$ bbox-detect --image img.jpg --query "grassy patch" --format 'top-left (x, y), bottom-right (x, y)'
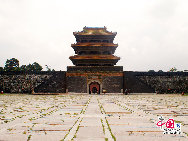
top-left (7, 128), bottom-right (13, 131)
top-left (174, 120), bottom-right (185, 125)
top-left (105, 118), bottom-right (116, 141)
top-left (174, 120), bottom-right (182, 123)
top-left (101, 119), bottom-right (105, 134)
top-left (183, 132), bottom-right (188, 136)
top-left (27, 135), bottom-right (32, 141)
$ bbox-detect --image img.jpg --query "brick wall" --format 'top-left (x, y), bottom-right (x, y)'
top-left (0, 71), bottom-right (66, 93)
top-left (102, 76), bottom-right (123, 93)
top-left (66, 76), bottom-right (87, 93)
top-left (1, 71), bottom-right (187, 94)
top-left (136, 73), bottom-right (188, 93)
top-left (123, 71), bottom-right (188, 93)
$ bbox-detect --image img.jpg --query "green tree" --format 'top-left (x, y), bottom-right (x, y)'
top-left (148, 70), bottom-right (155, 72)
top-left (20, 65), bottom-right (27, 71)
top-left (26, 62), bottom-right (42, 72)
top-left (45, 65), bottom-right (55, 71)
top-left (32, 62), bottom-right (43, 72)
top-left (26, 64), bottom-right (33, 71)
top-left (45, 65), bottom-right (51, 71)
top-left (0, 67), bottom-right (4, 71)
top-left (170, 67), bottom-right (177, 72)
top-left (4, 58), bottom-right (19, 71)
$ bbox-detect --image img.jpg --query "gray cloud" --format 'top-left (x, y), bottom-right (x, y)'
top-left (150, 0), bottom-right (178, 19)
top-left (0, 0), bottom-right (187, 71)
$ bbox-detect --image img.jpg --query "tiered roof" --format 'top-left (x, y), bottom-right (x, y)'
top-left (70, 27), bottom-right (120, 66)
top-left (71, 43), bottom-right (118, 47)
top-left (73, 26), bottom-right (117, 36)
top-left (70, 55), bottom-right (120, 60)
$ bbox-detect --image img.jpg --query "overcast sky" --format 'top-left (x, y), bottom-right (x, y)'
top-left (0, 0), bottom-right (188, 71)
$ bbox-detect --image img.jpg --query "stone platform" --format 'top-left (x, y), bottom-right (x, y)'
top-left (0, 94), bottom-right (188, 141)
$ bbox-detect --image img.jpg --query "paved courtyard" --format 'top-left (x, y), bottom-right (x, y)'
top-left (0, 94), bottom-right (188, 141)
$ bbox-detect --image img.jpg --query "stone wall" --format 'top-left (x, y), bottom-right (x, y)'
top-left (66, 71), bottom-right (123, 94)
top-left (67, 66), bottom-right (123, 72)
top-left (102, 76), bottom-right (123, 93)
top-left (0, 71), bottom-right (66, 93)
top-left (66, 76), bottom-right (87, 93)
top-left (123, 71), bottom-right (154, 93)
top-left (124, 71), bottom-right (188, 93)
top-left (136, 72), bottom-right (188, 93)
top-left (1, 71), bottom-right (187, 94)
top-left (34, 71), bottom-right (66, 93)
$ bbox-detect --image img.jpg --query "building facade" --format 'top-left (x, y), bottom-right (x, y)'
top-left (67, 27), bottom-right (123, 94)
top-left (1, 27), bottom-right (187, 94)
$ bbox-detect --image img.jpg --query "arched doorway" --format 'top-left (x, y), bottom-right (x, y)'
top-left (89, 82), bottom-right (100, 94)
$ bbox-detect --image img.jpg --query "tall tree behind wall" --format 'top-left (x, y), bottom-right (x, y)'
top-left (4, 58), bottom-right (19, 71)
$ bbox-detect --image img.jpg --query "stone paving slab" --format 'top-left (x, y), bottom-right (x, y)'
top-left (76, 126), bottom-right (104, 138)
top-left (0, 94), bottom-right (188, 141)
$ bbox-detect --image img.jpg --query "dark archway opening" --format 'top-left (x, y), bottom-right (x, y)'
top-left (89, 82), bottom-right (100, 94)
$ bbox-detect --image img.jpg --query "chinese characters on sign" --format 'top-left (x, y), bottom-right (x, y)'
top-left (156, 116), bottom-right (181, 134)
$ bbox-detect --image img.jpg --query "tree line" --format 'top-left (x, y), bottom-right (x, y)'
top-left (0, 58), bottom-right (54, 72)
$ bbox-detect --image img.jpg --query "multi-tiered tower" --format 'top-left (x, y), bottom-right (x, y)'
top-left (67, 27), bottom-right (123, 94)
top-left (69, 27), bottom-right (120, 66)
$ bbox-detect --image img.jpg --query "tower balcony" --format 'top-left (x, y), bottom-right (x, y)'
top-left (71, 43), bottom-right (118, 55)
top-left (69, 55), bottom-right (120, 66)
